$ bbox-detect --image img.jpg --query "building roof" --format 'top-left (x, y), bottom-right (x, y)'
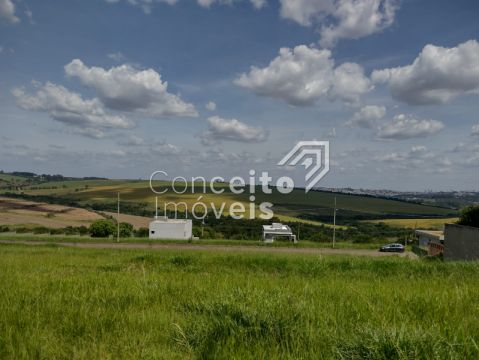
top-left (150, 217), bottom-right (192, 224)
top-left (415, 229), bottom-right (444, 240)
top-left (262, 223), bottom-right (293, 235)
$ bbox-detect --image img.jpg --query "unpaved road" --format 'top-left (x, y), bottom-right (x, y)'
top-left (0, 240), bottom-right (417, 258)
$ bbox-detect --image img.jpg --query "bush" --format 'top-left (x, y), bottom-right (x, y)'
top-left (33, 226), bottom-right (49, 234)
top-left (0, 225), bottom-right (10, 232)
top-left (134, 227), bottom-right (149, 238)
top-left (49, 228), bottom-right (64, 235)
top-left (119, 222), bottom-right (133, 237)
top-left (457, 205), bottom-right (479, 228)
top-left (78, 226), bottom-right (89, 236)
top-left (89, 220), bottom-right (116, 238)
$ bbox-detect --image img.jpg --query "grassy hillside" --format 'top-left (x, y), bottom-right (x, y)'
top-left (1, 244), bottom-right (478, 359)
top-left (6, 179), bottom-right (457, 223)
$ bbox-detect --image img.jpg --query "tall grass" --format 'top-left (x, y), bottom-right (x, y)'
top-left (0, 244), bottom-right (478, 359)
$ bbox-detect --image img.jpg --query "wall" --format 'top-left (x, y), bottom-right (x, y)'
top-left (444, 224), bottom-right (479, 261)
top-left (149, 220), bottom-right (192, 240)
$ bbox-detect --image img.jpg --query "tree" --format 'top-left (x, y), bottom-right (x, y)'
top-left (457, 205), bottom-right (479, 228)
top-left (119, 222), bottom-right (133, 237)
top-left (89, 219), bottom-right (116, 238)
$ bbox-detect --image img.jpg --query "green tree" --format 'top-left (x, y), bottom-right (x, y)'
top-left (119, 222), bottom-right (133, 237)
top-left (457, 205), bottom-right (479, 228)
top-left (89, 220), bottom-right (116, 238)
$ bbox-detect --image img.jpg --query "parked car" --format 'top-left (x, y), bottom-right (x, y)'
top-left (379, 243), bottom-right (405, 252)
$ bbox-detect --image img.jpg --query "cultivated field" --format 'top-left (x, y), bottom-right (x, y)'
top-left (1, 244), bottom-right (478, 359)
top-left (7, 179), bottom-right (457, 222)
top-left (367, 218), bottom-right (459, 230)
top-left (0, 197), bottom-right (104, 228)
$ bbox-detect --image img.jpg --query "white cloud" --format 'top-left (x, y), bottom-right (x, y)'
top-left (12, 82), bottom-right (133, 138)
top-left (347, 105), bottom-right (386, 128)
top-left (200, 115), bottom-right (267, 144)
top-left (105, 0), bottom-right (178, 14)
top-left (0, 0), bottom-right (20, 24)
top-left (378, 145), bottom-right (435, 169)
top-left (280, 0), bottom-right (398, 47)
top-left (197, 0), bottom-right (266, 9)
top-left (235, 45), bottom-right (371, 106)
top-left (153, 143), bottom-right (181, 155)
top-left (119, 135), bottom-right (145, 146)
top-left (64, 59), bottom-right (198, 117)
top-left (372, 40), bottom-right (479, 105)
top-left (472, 124), bottom-right (479, 137)
top-left (377, 114), bottom-right (444, 140)
top-left (205, 101), bottom-right (217, 111)
top-left (106, 0), bottom-right (265, 12)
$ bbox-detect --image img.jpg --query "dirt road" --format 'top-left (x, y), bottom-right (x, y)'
top-left (0, 240), bottom-right (417, 258)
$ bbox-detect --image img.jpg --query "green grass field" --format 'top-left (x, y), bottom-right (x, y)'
top-left (8, 179), bottom-right (457, 221)
top-left (367, 217), bottom-right (459, 230)
top-left (1, 244), bottom-right (478, 359)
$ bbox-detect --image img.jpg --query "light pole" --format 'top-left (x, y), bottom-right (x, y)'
top-left (333, 196), bottom-right (337, 248)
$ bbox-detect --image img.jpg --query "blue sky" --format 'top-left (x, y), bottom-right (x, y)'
top-left (1, 0), bottom-right (479, 191)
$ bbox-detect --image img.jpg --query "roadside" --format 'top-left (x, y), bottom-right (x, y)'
top-left (0, 240), bottom-right (417, 258)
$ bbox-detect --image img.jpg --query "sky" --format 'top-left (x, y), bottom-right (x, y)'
top-left (1, 0), bottom-right (479, 191)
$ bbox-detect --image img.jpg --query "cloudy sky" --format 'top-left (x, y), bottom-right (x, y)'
top-left (1, 0), bottom-right (479, 191)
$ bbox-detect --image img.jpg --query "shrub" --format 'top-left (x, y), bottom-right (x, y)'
top-left (457, 205), bottom-right (479, 228)
top-left (89, 219), bottom-right (116, 238)
top-left (119, 222), bottom-right (133, 237)
top-left (0, 225), bottom-right (10, 232)
top-left (134, 227), bottom-right (149, 238)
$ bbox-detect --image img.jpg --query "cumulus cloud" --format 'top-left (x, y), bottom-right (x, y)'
top-left (372, 40), bottom-right (479, 105)
top-left (235, 45), bottom-right (371, 106)
top-left (280, 0), bottom-right (398, 47)
top-left (377, 114), bottom-right (444, 140)
top-left (200, 116), bottom-right (267, 144)
top-left (12, 82), bottom-right (133, 138)
top-left (64, 59), bottom-right (198, 117)
top-left (205, 101), bottom-right (217, 111)
top-left (346, 105), bottom-right (386, 128)
top-left (0, 0), bottom-right (20, 24)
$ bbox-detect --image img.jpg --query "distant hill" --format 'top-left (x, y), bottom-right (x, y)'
top-left (0, 177), bottom-right (458, 224)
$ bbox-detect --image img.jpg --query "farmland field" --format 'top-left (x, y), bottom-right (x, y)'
top-left (1, 244), bottom-right (478, 359)
top-left (4, 178), bottom-right (457, 222)
top-left (366, 217), bottom-right (459, 230)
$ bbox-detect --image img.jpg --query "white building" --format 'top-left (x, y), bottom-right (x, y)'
top-left (415, 229), bottom-right (444, 249)
top-left (262, 223), bottom-right (297, 243)
top-left (149, 217), bottom-right (193, 240)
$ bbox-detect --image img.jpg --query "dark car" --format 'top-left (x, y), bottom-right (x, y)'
top-left (379, 243), bottom-right (405, 252)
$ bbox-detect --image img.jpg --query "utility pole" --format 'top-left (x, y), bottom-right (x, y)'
top-left (155, 196), bottom-right (158, 219)
top-left (333, 196), bottom-right (337, 248)
top-left (117, 192), bottom-right (120, 243)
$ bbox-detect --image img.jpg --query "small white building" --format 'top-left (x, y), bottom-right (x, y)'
top-left (149, 217), bottom-right (193, 240)
top-left (262, 223), bottom-right (297, 243)
top-left (415, 229), bottom-right (444, 248)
